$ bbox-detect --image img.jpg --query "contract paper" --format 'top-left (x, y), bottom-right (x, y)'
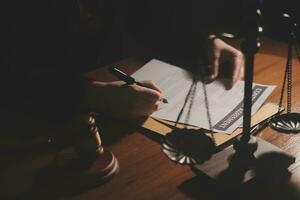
top-left (131, 59), bottom-right (275, 134)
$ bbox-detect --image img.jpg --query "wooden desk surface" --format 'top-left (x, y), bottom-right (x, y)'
top-left (1, 37), bottom-right (300, 199)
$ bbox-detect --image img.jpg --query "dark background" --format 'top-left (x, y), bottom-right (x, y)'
top-left (214, 0), bottom-right (300, 42)
top-left (116, 0), bottom-right (300, 66)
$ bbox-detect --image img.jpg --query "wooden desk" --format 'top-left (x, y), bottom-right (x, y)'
top-left (1, 37), bottom-right (300, 200)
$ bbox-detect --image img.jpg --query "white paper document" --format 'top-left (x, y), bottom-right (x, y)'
top-left (132, 59), bottom-right (275, 134)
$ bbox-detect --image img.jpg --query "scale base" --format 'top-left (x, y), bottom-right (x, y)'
top-left (193, 137), bottom-right (295, 184)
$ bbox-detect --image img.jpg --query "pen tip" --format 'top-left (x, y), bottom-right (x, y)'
top-left (162, 98), bottom-right (168, 103)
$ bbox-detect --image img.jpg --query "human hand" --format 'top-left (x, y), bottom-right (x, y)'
top-left (84, 80), bottom-right (162, 119)
top-left (206, 35), bottom-right (245, 89)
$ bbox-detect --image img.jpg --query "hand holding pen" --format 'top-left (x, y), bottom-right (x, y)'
top-left (84, 67), bottom-right (166, 119)
top-left (108, 67), bottom-right (168, 103)
top-left (86, 78), bottom-right (163, 118)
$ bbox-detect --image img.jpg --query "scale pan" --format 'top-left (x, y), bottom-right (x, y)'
top-left (270, 113), bottom-right (300, 133)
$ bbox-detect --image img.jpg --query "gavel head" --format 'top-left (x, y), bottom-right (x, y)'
top-left (67, 113), bottom-right (104, 157)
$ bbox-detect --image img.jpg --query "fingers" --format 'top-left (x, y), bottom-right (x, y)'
top-left (148, 101), bottom-right (160, 115)
top-left (210, 58), bottom-right (220, 81)
top-left (130, 98), bottom-right (160, 118)
top-left (134, 81), bottom-right (162, 103)
top-left (138, 80), bottom-right (162, 92)
top-left (229, 51), bottom-right (244, 89)
top-left (142, 101), bottom-right (160, 115)
top-left (207, 38), bottom-right (221, 81)
top-left (207, 36), bottom-right (245, 88)
top-left (139, 87), bottom-right (161, 103)
top-left (132, 82), bottom-right (161, 116)
top-left (240, 61), bottom-right (245, 80)
top-left (139, 80), bottom-right (168, 103)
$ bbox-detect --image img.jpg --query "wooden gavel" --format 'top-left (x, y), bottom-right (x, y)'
top-left (52, 113), bottom-right (119, 188)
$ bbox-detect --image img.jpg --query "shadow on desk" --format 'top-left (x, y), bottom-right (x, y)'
top-left (179, 152), bottom-right (300, 200)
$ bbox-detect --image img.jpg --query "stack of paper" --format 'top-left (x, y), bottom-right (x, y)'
top-left (132, 59), bottom-right (275, 134)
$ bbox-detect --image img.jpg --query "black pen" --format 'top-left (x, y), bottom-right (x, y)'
top-left (108, 67), bottom-right (168, 103)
